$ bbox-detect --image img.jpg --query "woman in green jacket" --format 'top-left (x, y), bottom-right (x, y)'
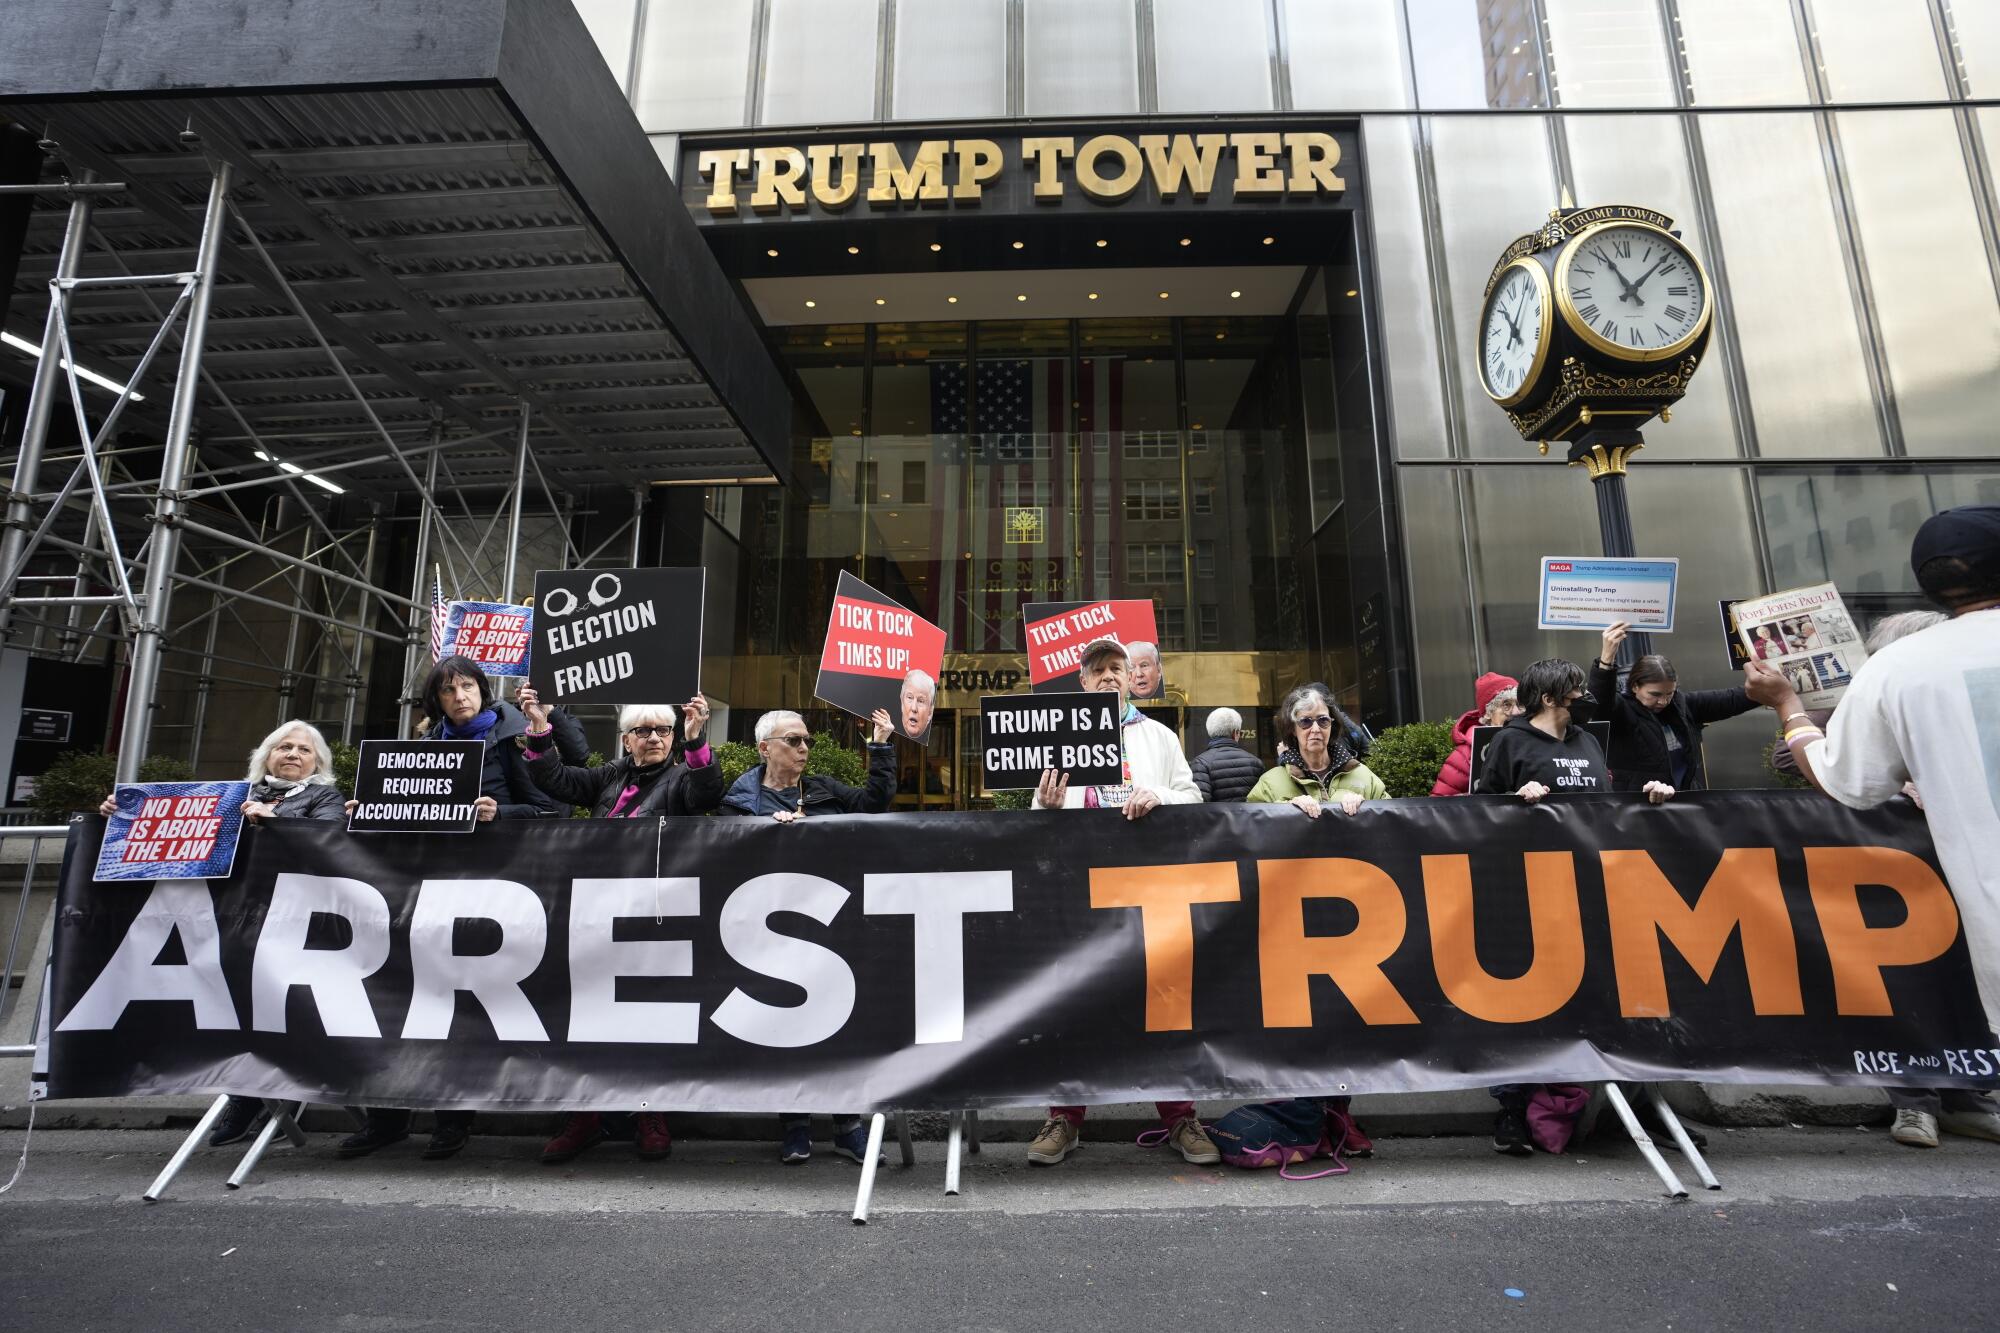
top-left (1246, 683), bottom-right (1388, 817)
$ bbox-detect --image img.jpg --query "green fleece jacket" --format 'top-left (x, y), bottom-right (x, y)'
top-left (1245, 761), bottom-right (1389, 805)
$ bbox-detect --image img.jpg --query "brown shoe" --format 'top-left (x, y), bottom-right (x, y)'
top-left (633, 1112), bottom-right (673, 1160)
top-left (1166, 1116), bottom-right (1220, 1165)
top-left (541, 1111), bottom-right (606, 1164)
top-left (1026, 1116), bottom-right (1080, 1165)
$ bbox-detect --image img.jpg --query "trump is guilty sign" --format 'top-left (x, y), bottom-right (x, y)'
top-left (95, 780), bottom-right (252, 882)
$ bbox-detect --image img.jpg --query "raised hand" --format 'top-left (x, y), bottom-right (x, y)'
top-left (517, 684), bottom-right (551, 730)
top-left (1600, 621), bottom-right (1629, 666)
top-left (683, 692), bottom-right (710, 741)
top-left (870, 708), bottom-right (894, 745)
top-left (1035, 768), bottom-right (1069, 810)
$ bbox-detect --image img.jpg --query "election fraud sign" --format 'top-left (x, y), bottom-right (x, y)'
top-left (94, 781), bottom-right (252, 882)
top-left (347, 740), bottom-right (484, 833)
top-left (1537, 556), bottom-right (1680, 632)
top-left (1022, 599), bottom-right (1161, 695)
top-left (980, 691), bottom-right (1123, 789)
top-left (529, 568), bottom-right (703, 706)
top-left (440, 601), bottom-right (533, 677)
top-left (43, 794), bottom-right (2000, 1112)
top-left (813, 570), bottom-right (948, 742)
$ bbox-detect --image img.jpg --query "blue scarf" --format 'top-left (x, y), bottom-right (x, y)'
top-left (439, 707), bottom-right (499, 743)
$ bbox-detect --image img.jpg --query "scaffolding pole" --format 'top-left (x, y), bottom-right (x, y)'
top-left (501, 400), bottom-right (530, 603)
top-left (115, 160), bottom-right (231, 784)
top-left (0, 168), bottom-right (96, 635)
top-left (399, 426), bottom-right (442, 739)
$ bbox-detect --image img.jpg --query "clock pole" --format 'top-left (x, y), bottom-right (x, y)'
top-left (1567, 422), bottom-right (1653, 660)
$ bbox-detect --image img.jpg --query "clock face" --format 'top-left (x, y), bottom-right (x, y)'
top-left (1558, 223), bottom-right (1709, 360)
top-left (1478, 259), bottom-right (1551, 406)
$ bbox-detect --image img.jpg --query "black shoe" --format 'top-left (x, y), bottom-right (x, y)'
top-left (1493, 1106), bottom-right (1532, 1156)
top-left (336, 1119), bottom-right (409, 1159)
top-left (209, 1096), bottom-right (266, 1148)
top-left (423, 1118), bottom-right (472, 1160)
top-left (1647, 1114), bottom-right (1708, 1151)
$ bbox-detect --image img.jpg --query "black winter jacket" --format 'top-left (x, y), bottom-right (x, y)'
top-left (524, 746), bottom-right (723, 819)
top-left (1190, 738), bottom-right (1263, 803)
top-left (1585, 659), bottom-right (1756, 792)
top-left (248, 779), bottom-right (346, 821)
top-left (1476, 713), bottom-right (1611, 795)
top-left (434, 702), bottom-right (561, 818)
top-left (717, 743), bottom-right (897, 816)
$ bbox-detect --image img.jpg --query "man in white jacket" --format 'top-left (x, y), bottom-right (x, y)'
top-left (1028, 636), bottom-right (1215, 1166)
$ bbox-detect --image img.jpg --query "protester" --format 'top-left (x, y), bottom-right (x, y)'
top-left (1587, 622), bottom-right (1757, 792)
top-left (1769, 611), bottom-right (1943, 781)
top-left (98, 720), bottom-right (344, 1147)
top-left (336, 655), bottom-right (559, 1164)
top-left (513, 685), bottom-right (720, 1164)
top-left (1478, 658), bottom-right (1675, 805)
top-left (720, 707), bottom-right (896, 1164)
top-left (1246, 685), bottom-right (1388, 816)
top-left (1431, 672), bottom-right (1519, 797)
top-left (897, 669), bottom-right (936, 741)
top-left (1026, 636), bottom-right (1211, 1166)
top-left (1189, 707), bottom-right (1262, 803)
top-left (1127, 640), bottom-right (1163, 699)
top-left (1745, 505), bottom-right (2000, 1150)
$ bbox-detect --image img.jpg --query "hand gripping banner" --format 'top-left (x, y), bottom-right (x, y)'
top-left (43, 793), bottom-right (2000, 1112)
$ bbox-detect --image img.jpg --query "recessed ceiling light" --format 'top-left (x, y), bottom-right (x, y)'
top-left (847, 245), bottom-right (860, 255)
top-left (823, 339), bottom-right (834, 347)
top-left (1158, 291), bottom-right (1170, 299)
top-left (929, 242), bottom-right (942, 252)
top-left (1179, 237), bottom-right (1191, 247)
top-left (804, 299), bottom-right (817, 308)
top-left (947, 295), bottom-right (959, 303)
top-left (1087, 292), bottom-right (1099, 300)
top-left (1011, 240), bottom-right (1025, 250)
top-left (1262, 235), bottom-right (1275, 245)
top-left (875, 297), bottom-right (886, 305)
top-left (1192, 422), bottom-right (1204, 430)
top-left (766, 247), bottom-right (779, 257)
top-left (1215, 332), bottom-right (1226, 340)
top-left (1346, 289), bottom-right (1359, 297)
top-left (851, 428), bottom-right (862, 436)
top-left (1095, 238), bottom-right (1108, 248)
top-left (1016, 294), bottom-right (1027, 301)
top-left (1230, 290), bottom-right (1242, 299)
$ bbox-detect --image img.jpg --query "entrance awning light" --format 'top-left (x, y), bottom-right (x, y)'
top-left (2, 329), bottom-right (147, 401)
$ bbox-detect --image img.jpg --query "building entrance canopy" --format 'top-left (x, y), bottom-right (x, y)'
top-left (0, 0), bottom-right (794, 489)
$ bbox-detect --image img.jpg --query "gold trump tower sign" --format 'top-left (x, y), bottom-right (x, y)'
top-left (688, 129), bottom-right (1355, 217)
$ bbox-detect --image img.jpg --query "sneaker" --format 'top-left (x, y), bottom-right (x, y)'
top-left (335, 1117), bottom-right (409, 1159)
top-left (1891, 1108), bottom-right (1940, 1149)
top-left (542, 1112), bottom-right (607, 1164)
top-left (423, 1116), bottom-right (472, 1160)
top-left (1026, 1116), bottom-right (1080, 1165)
top-left (633, 1112), bottom-right (673, 1160)
top-left (1166, 1116), bottom-right (1221, 1166)
top-left (209, 1096), bottom-right (266, 1148)
top-left (1493, 1106), bottom-right (1532, 1156)
top-left (780, 1120), bottom-right (813, 1164)
top-left (1326, 1100), bottom-right (1373, 1158)
top-left (1939, 1107), bottom-right (2000, 1143)
top-left (831, 1122), bottom-right (883, 1165)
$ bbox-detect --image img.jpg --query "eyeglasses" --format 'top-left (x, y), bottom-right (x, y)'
top-left (770, 734), bottom-right (812, 749)
top-left (624, 725), bottom-right (672, 739)
top-left (1296, 715), bottom-right (1335, 730)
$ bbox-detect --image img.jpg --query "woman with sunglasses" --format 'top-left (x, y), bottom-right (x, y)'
top-left (717, 707), bottom-right (896, 820)
top-left (1246, 683), bottom-right (1388, 816)
top-left (514, 684), bottom-right (721, 1165)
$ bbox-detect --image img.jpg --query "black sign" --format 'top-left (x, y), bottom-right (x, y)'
top-left (19, 708), bottom-right (72, 743)
top-left (529, 567), bottom-right (703, 706)
top-left (1469, 721), bottom-right (1614, 793)
top-left (42, 796), bottom-right (1998, 1113)
top-left (980, 691), bottom-right (1122, 790)
top-left (346, 740), bottom-right (484, 833)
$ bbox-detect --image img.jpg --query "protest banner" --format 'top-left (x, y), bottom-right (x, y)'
top-left (347, 740), bottom-right (484, 833)
top-left (813, 570), bottom-right (948, 742)
top-left (1730, 582), bottom-right (1867, 709)
top-left (529, 567), bottom-right (703, 706)
top-left (45, 796), bottom-right (1997, 1112)
top-left (1022, 599), bottom-right (1161, 696)
top-left (979, 691), bottom-right (1122, 789)
top-left (1537, 556), bottom-right (1680, 632)
top-left (93, 781), bottom-right (251, 883)
top-left (1469, 721), bottom-right (1613, 792)
top-left (438, 601), bottom-right (534, 677)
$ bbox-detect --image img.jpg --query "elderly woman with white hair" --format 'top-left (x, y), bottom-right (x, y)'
top-left (512, 684), bottom-right (719, 1165)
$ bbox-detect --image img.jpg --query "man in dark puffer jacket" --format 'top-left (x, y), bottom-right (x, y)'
top-left (1190, 707), bottom-right (1263, 802)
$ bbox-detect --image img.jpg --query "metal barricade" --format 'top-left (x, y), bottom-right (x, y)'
top-left (0, 825), bottom-right (72, 1063)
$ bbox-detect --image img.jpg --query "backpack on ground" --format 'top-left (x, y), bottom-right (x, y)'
top-left (1207, 1097), bottom-right (1353, 1180)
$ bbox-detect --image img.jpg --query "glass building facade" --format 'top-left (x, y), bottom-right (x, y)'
top-left (573, 0), bottom-right (2000, 800)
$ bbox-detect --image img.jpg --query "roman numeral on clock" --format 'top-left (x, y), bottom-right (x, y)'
top-left (1664, 304), bottom-right (1688, 322)
top-left (1599, 318), bottom-right (1618, 342)
top-left (1667, 285), bottom-right (1689, 296)
top-left (1578, 303), bottom-right (1599, 322)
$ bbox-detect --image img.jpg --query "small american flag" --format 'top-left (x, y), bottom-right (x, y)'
top-left (428, 567), bottom-right (446, 661)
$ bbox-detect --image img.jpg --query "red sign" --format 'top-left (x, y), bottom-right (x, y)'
top-left (814, 571), bottom-right (948, 741)
top-left (1021, 599), bottom-right (1160, 690)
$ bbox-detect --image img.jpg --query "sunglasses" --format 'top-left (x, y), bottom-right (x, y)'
top-left (1296, 715), bottom-right (1335, 730)
top-left (624, 725), bottom-right (673, 739)
top-left (769, 734), bottom-right (812, 750)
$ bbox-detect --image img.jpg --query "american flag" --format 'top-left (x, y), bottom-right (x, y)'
top-left (428, 567), bottom-right (446, 661)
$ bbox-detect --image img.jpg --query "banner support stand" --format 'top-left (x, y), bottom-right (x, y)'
top-left (894, 1112), bottom-right (914, 1167)
top-left (224, 1100), bottom-right (306, 1190)
top-left (944, 1111), bottom-right (965, 1196)
top-left (850, 1113), bottom-right (890, 1225)
top-left (1602, 1082), bottom-right (1688, 1198)
top-left (1646, 1087), bottom-right (1721, 1190)
top-left (142, 1093), bottom-right (230, 1201)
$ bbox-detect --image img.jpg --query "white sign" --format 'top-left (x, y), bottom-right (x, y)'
top-left (1537, 557), bottom-right (1680, 632)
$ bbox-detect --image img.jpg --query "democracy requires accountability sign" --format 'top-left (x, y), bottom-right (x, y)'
top-left (43, 795), bottom-right (1999, 1111)
top-left (529, 567), bottom-right (703, 706)
top-left (347, 740), bottom-right (484, 833)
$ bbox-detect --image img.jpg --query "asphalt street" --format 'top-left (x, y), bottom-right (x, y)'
top-left (4, 1126), bottom-right (1998, 1331)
